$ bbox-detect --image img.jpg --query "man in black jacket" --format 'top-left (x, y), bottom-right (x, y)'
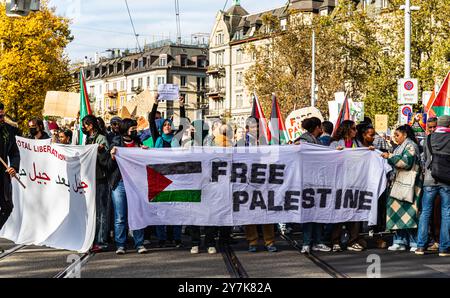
top-left (0, 103), bottom-right (20, 241)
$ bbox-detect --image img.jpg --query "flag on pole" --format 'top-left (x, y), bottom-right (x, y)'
top-left (428, 72), bottom-right (450, 118)
top-left (268, 93), bottom-right (289, 145)
top-left (79, 69), bottom-right (92, 145)
top-left (250, 93), bottom-right (270, 145)
top-left (333, 94), bottom-right (350, 135)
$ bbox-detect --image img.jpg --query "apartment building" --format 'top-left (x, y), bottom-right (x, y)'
top-left (76, 44), bottom-right (209, 122)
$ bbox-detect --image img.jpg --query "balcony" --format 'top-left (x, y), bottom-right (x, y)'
top-left (206, 65), bottom-right (225, 77)
top-left (106, 90), bottom-right (118, 98)
top-left (207, 87), bottom-right (225, 100)
top-left (131, 86), bottom-right (143, 94)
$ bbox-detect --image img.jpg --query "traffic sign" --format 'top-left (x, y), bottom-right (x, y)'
top-left (398, 78), bottom-right (419, 104)
top-left (399, 105), bottom-right (413, 124)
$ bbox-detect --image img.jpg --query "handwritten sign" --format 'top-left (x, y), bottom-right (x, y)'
top-left (375, 115), bottom-right (388, 133)
top-left (285, 107), bottom-right (324, 142)
top-left (158, 84), bottom-right (180, 101)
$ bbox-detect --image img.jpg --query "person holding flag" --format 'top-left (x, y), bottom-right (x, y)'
top-left (78, 69), bottom-right (93, 145)
top-left (268, 93), bottom-right (289, 145)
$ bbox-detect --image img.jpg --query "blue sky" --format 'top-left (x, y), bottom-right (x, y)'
top-left (48, 0), bottom-right (288, 62)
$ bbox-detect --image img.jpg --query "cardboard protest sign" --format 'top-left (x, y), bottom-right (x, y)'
top-left (285, 107), bottom-right (324, 142)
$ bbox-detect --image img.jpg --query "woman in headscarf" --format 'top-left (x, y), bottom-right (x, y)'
top-left (381, 125), bottom-right (422, 252)
top-left (149, 94), bottom-right (186, 248)
top-left (295, 117), bottom-right (331, 254)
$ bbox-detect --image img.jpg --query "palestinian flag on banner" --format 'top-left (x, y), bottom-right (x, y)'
top-left (268, 93), bottom-right (289, 145)
top-left (147, 162), bottom-right (202, 203)
top-left (333, 95), bottom-right (351, 136)
top-left (79, 69), bottom-right (92, 145)
top-left (428, 72), bottom-right (450, 118)
top-left (250, 93), bottom-right (270, 145)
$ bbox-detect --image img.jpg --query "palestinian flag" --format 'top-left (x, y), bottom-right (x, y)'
top-left (250, 94), bottom-right (270, 145)
top-left (333, 95), bottom-right (351, 136)
top-left (268, 93), bottom-right (289, 145)
top-left (147, 162), bottom-right (202, 203)
top-left (428, 72), bottom-right (450, 117)
top-left (79, 70), bottom-right (92, 145)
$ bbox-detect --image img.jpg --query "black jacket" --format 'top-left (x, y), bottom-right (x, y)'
top-left (1, 123), bottom-right (20, 202)
top-left (106, 135), bottom-right (142, 190)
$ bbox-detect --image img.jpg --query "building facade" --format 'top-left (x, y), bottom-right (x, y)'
top-left (207, 0), bottom-right (390, 128)
top-left (77, 44), bottom-right (209, 122)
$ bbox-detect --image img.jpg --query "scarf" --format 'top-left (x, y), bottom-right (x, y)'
top-left (393, 137), bottom-right (420, 161)
top-left (436, 126), bottom-right (450, 133)
top-left (154, 119), bottom-right (175, 148)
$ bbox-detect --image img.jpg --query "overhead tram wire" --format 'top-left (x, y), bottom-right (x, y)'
top-left (124, 0), bottom-right (142, 52)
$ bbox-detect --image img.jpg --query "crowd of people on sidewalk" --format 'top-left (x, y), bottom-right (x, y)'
top-left (0, 96), bottom-right (449, 258)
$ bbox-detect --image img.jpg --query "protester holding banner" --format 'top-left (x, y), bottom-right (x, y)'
top-left (107, 116), bottom-right (122, 145)
top-left (181, 120), bottom-right (218, 254)
top-left (150, 94), bottom-right (185, 247)
top-left (296, 117), bottom-right (331, 253)
top-left (109, 118), bottom-right (147, 254)
top-left (416, 115), bottom-right (450, 257)
top-left (240, 117), bottom-right (277, 253)
top-left (234, 126), bottom-right (246, 147)
top-left (0, 103), bottom-right (20, 235)
top-left (81, 115), bottom-right (111, 252)
top-left (381, 125), bottom-right (422, 252)
top-left (319, 121), bottom-right (334, 146)
top-left (27, 118), bottom-right (50, 140)
top-left (58, 129), bottom-right (72, 145)
top-left (363, 117), bottom-right (389, 152)
top-left (330, 120), bottom-right (366, 252)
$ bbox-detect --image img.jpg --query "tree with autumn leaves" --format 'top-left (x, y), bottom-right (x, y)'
top-left (245, 0), bottom-right (450, 126)
top-left (0, 0), bottom-right (73, 131)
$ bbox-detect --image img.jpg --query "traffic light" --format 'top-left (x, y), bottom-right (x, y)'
top-left (5, 0), bottom-right (40, 17)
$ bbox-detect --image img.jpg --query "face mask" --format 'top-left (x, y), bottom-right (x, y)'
top-left (29, 128), bottom-right (38, 136)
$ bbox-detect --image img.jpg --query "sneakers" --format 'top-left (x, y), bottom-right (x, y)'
top-left (332, 244), bottom-right (342, 252)
top-left (175, 240), bottom-right (183, 248)
top-left (208, 247), bottom-right (217, 254)
top-left (347, 243), bottom-right (364, 252)
top-left (115, 247), bottom-right (126, 255)
top-left (301, 245), bottom-right (310, 254)
top-left (248, 245), bottom-right (257, 253)
top-left (266, 245), bottom-right (278, 253)
top-left (415, 248), bottom-right (425, 255)
top-left (312, 244), bottom-right (331, 252)
top-left (439, 251), bottom-right (450, 257)
top-left (427, 242), bottom-right (439, 251)
top-left (137, 246), bottom-right (148, 254)
top-left (410, 247), bottom-right (418, 253)
top-left (388, 244), bottom-right (406, 251)
top-left (190, 246), bottom-right (200, 254)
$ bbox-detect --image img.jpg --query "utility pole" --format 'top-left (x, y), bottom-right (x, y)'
top-left (311, 30), bottom-right (316, 107)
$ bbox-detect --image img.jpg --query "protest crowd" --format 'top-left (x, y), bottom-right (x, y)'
top-left (0, 90), bottom-right (449, 259)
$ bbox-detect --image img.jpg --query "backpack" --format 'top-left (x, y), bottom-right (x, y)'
top-left (426, 134), bottom-right (450, 185)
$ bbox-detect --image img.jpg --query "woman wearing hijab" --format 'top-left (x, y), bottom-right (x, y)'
top-left (149, 94), bottom-right (186, 248)
top-left (382, 125), bottom-right (422, 252)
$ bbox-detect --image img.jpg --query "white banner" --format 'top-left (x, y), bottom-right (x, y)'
top-left (116, 144), bottom-right (391, 230)
top-left (0, 137), bottom-right (98, 253)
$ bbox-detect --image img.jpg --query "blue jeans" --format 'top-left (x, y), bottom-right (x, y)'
top-left (303, 223), bottom-right (324, 246)
top-left (417, 186), bottom-right (450, 252)
top-left (156, 226), bottom-right (182, 241)
top-left (393, 229), bottom-right (417, 247)
top-left (111, 180), bottom-right (144, 248)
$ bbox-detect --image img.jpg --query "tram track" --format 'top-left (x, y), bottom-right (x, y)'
top-left (53, 252), bottom-right (95, 278)
top-left (220, 243), bottom-right (249, 278)
top-left (281, 234), bottom-right (350, 278)
top-left (0, 244), bottom-right (27, 261)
